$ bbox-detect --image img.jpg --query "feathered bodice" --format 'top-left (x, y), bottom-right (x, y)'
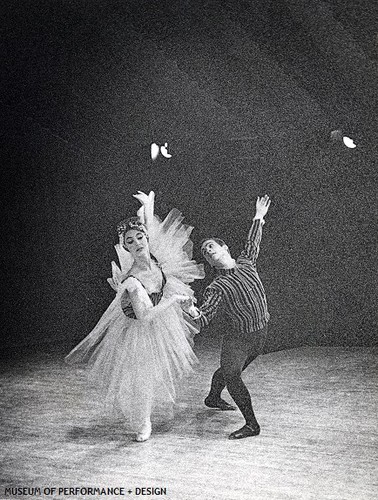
top-left (121, 273), bottom-right (167, 319)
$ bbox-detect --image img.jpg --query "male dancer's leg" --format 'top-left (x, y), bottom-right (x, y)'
top-left (205, 326), bottom-right (267, 410)
top-left (241, 325), bottom-right (268, 371)
top-left (205, 330), bottom-right (236, 410)
top-left (220, 333), bottom-right (260, 429)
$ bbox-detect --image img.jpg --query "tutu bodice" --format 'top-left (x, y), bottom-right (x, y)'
top-left (121, 272), bottom-right (167, 319)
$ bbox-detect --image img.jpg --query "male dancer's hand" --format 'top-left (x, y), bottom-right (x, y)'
top-left (180, 297), bottom-right (200, 318)
top-left (254, 195), bottom-right (271, 220)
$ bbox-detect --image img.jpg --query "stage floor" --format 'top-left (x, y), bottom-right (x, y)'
top-left (1, 339), bottom-right (377, 500)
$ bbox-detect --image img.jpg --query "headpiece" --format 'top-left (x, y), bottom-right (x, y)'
top-left (116, 217), bottom-right (148, 237)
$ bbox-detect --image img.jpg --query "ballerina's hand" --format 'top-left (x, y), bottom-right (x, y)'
top-left (171, 294), bottom-right (192, 306)
top-left (133, 190), bottom-right (155, 206)
top-left (173, 295), bottom-right (195, 313)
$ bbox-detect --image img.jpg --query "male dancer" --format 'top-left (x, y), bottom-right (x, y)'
top-left (184, 195), bottom-right (271, 439)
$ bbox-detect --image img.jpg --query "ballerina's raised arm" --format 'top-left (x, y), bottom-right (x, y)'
top-left (133, 190), bottom-right (155, 233)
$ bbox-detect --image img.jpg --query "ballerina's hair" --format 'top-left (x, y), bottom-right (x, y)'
top-left (117, 217), bottom-right (147, 235)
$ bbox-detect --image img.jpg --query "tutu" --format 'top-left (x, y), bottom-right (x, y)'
top-left (65, 208), bottom-right (205, 429)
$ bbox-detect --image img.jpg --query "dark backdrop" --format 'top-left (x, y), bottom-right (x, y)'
top-left (1, 0), bottom-right (377, 356)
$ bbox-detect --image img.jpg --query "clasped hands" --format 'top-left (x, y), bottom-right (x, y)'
top-left (171, 294), bottom-right (199, 317)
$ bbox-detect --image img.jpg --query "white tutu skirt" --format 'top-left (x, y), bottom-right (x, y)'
top-left (70, 303), bottom-right (197, 430)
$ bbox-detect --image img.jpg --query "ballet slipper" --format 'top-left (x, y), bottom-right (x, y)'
top-left (228, 423), bottom-right (260, 440)
top-left (135, 419), bottom-right (152, 442)
top-left (204, 396), bottom-right (236, 411)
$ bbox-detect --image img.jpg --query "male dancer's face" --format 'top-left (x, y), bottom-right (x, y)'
top-left (201, 239), bottom-right (230, 268)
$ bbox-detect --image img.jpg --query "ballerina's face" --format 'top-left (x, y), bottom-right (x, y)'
top-left (124, 229), bottom-right (150, 259)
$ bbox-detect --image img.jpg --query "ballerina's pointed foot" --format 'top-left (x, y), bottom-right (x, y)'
top-left (135, 420), bottom-right (152, 442)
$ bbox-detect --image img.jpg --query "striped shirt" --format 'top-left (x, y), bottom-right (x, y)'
top-left (196, 219), bottom-right (270, 334)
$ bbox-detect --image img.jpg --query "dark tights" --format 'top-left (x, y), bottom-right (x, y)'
top-left (208, 326), bottom-right (267, 427)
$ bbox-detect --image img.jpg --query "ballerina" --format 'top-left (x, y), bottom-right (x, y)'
top-left (65, 191), bottom-right (204, 441)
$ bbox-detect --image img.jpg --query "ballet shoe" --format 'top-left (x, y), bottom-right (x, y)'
top-left (228, 424), bottom-right (260, 440)
top-left (204, 396), bottom-right (236, 411)
top-left (135, 420), bottom-right (152, 442)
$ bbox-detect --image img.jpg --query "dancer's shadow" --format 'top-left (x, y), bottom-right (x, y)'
top-left (65, 406), bottom-right (239, 443)
top-left (66, 420), bottom-right (133, 445)
top-left (166, 406), bottom-right (239, 440)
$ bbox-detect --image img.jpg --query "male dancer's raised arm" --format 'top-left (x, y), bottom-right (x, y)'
top-left (240, 194), bottom-right (271, 264)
